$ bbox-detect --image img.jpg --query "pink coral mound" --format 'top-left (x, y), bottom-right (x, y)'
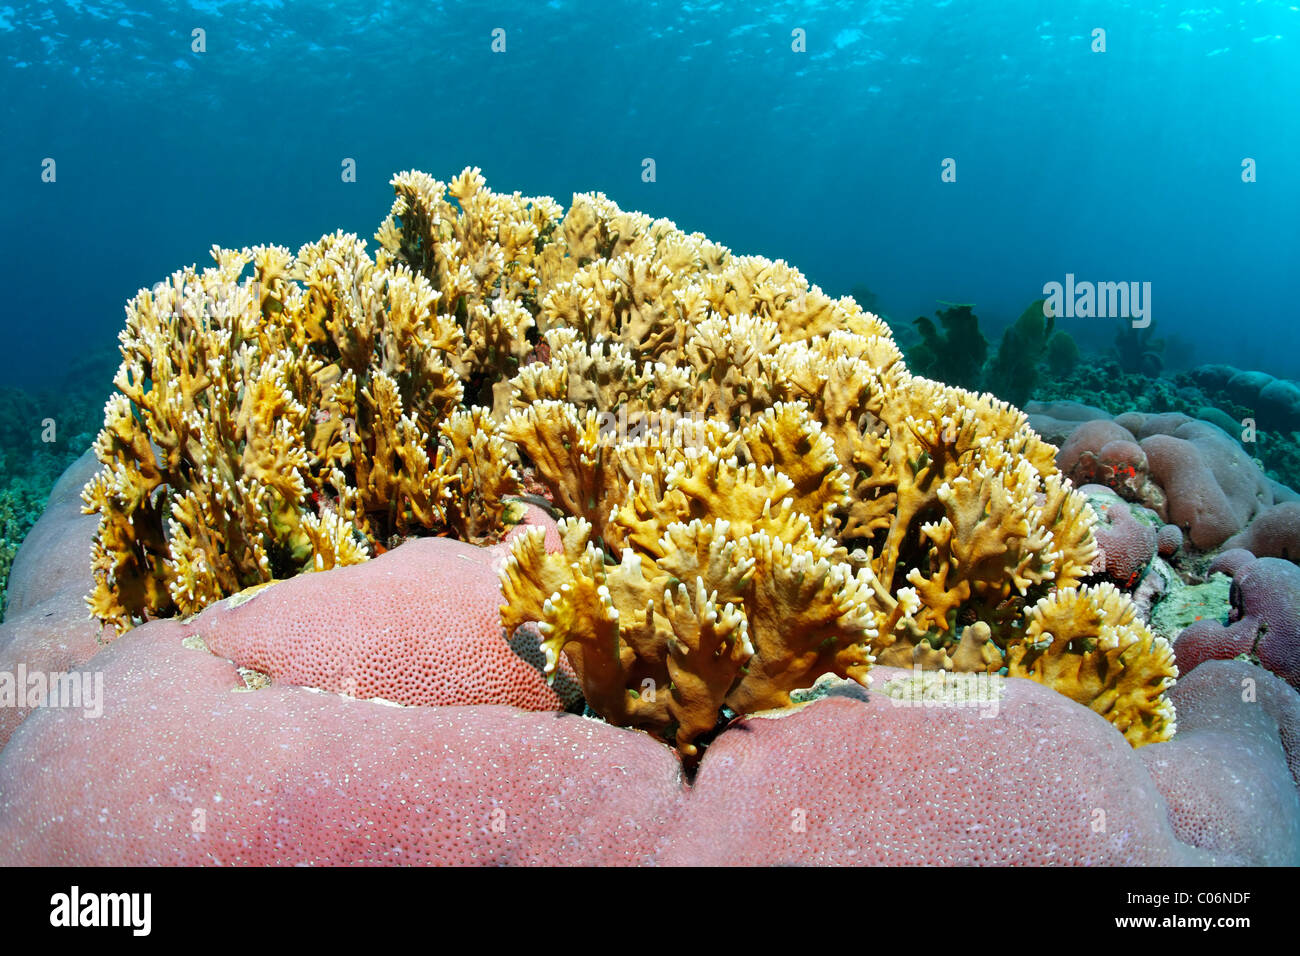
top-left (186, 532), bottom-right (570, 711)
top-left (1141, 434), bottom-right (1242, 549)
top-left (662, 669), bottom-right (1198, 866)
top-left (1138, 419), bottom-right (1271, 549)
top-left (1045, 409), bottom-right (1286, 553)
top-left (1225, 501), bottom-right (1300, 561)
top-left (1081, 485), bottom-right (1156, 587)
top-left (0, 619), bottom-right (681, 865)
top-left (1156, 524), bottom-right (1183, 558)
top-left (0, 451), bottom-right (107, 749)
top-left (0, 655), bottom-right (1207, 865)
top-left (1058, 420), bottom-right (1135, 476)
top-left (1057, 422), bottom-right (1166, 514)
top-left (1141, 660), bottom-right (1300, 864)
top-left (1175, 557), bottom-right (1300, 690)
top-left (1208, 548), bottom-right (1256, 578)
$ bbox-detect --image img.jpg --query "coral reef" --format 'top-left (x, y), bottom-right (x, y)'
top-left (1031, 361), bottom-right (1300, 493)
top-left (1021, 399), bottom-right (1112, 445)
top-left (180, 510), bottom-right (580, 712)
top-left (1175, 556), bottom-right (1300, 690)
top-left (9, 136), bottom-right (1300, 866)
top-left (0, 612), bottom-right (688, 866)
top-left (1032, 405), bottom-right (1284, 552)
top-left (75, 168), bottom-right (1177, 761)
top-left (0, 636), bottom-right (1210, 864)
top-left (658, 667), bottom-right (1197, 865)
top-left (1059, 421), bottom-right (1165, 511)
top-left (1209, 548), bottom-right (1257, 578)
top-left (1156, 524), bottom-right (1183, 558)
top-left (8, 458), bottom-right (1296, 864)
top-left (1224, 501), bottom-right (1300, 560)
top-left (1187, 364), bottom-right (1300, 433)
top-left (1148, 572), bottom-right (1230, 645)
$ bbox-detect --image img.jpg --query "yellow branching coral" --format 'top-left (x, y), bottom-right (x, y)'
top-left (500, 400), bottom-right (618, 535)
top-left (374, 167), bottom-right (561, 416)
top-left (85, 205), bottom-right (523, 633)
top-left (465, 173), bottom-right (1173, 748)
top-left (1010, 584), bottom-right (1178, 746)
top-left (501, 513), bottom-right (881, 757)
top-left (86, 165), bottom-right (1175, 751)
top-left (740, 404), bottom-right (849, 530)
top-left (439, 408), bottom-right (521, 544)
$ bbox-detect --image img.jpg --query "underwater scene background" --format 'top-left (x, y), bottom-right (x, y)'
top-left (3, 1), bottom-right (1298, 533)
top-left (1, 0), bottom-right (1299, 869)
top-left (4, 0), bottom-right (1299, 383)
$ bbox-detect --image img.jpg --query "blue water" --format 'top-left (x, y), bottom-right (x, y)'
top-left (2, 0), bottom-right (1297, 388)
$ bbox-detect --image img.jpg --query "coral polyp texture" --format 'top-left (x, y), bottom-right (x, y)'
top-left (81, 167), bottom-right (1177, 753)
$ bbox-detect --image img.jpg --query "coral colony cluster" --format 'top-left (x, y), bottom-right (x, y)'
top-left (1, 169), bottom-right (1297, 865)
top-left (80, 167), bottom-right (1175, 747)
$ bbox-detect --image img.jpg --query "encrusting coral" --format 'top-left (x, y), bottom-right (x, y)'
top-left (82, 166), bottom-right (1178, 755)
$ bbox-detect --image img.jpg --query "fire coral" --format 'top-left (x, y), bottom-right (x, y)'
top-left (83, 167), bottom-right (1178, 752)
